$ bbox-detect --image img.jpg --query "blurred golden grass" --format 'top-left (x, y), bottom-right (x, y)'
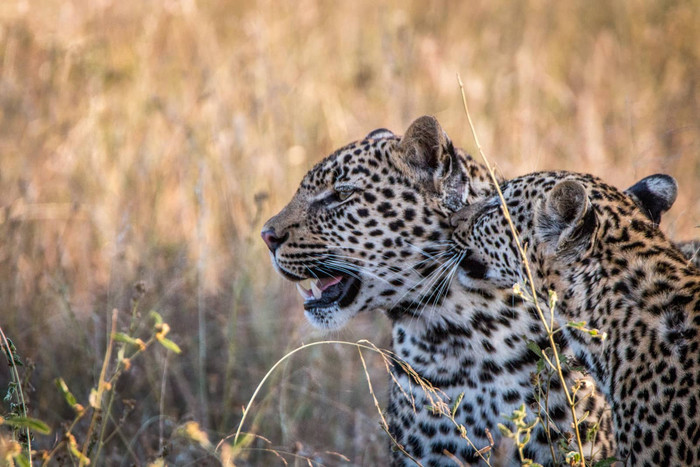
top-left (0, 0), bottom-right (698, 464)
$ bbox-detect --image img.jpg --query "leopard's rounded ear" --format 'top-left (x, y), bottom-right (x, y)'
top-left (537, 180), bottom-right (596, 254)
top-left (398, 115), bottom-right (449, 171)
top-left (396, 115), bottom-right (467, 209)
top-left (548, 181), bottom-right (589, 223)
top-left (624, 174), bottom-right (677, 225)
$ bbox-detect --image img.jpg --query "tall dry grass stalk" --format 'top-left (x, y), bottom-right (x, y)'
top-left (0, 0), bottom-right (698, 463)
top-left (459, 73), bottom-right (586, 465)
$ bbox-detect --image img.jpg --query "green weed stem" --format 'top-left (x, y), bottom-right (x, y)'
top-left (0, 325), bottom-right (31, 464)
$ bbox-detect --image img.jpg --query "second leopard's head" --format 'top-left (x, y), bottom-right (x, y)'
top-left (449, 171), bottom-right (679, 291)
top-left (261, 116), bottom-right (495, 329)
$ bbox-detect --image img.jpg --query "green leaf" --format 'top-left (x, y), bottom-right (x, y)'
top-left (536, 359), bottom-right (545, 373)
top-left (3, 415), bottom-right (51, 434)
top-left (149, 310), bottom-right (163, 325)
top-left (497, 423), bottom-right (513, 438)
top-left (14, 453), bottom-right (31, 467)
top-left (558, 353), bottom-right (570, 367)
top-left (113, 332), bottom-right (140, 346)
top-left (55, 378), bottom-right (77, 407)
top-left (451, 392), bottom-right (464, 418)
top-left (157, 337), bottom-right (182, 354)
top-left (1, 338), bottom-right (23, 366)
top-left (526, 340), bottom-right (543, 358)
top-left (586, 427), bottom-right (597, 442)
top-left (69, 440), bottom-right (91, 464)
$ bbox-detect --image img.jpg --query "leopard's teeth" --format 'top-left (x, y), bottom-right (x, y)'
top-left (296, 279), bottom-right (324, 301)
top-left (296, 282), bottom-right (312, 301)
top-left (310, 281), bottom-right (322, 300)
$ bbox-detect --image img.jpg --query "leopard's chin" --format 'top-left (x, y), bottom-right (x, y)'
top-left (303, 303), bottom-right (358, 330)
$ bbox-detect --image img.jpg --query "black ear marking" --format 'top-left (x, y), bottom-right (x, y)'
top-left (365, 128), bottom-right (396, 140)
top-left (624, 174), bottom-right (678, 225)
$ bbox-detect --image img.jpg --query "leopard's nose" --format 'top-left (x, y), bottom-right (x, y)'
top-left (261, 229), bottom-right (289, 253)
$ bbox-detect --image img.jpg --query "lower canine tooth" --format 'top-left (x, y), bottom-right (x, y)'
top-left (310, 281), bottom-right (322, 299)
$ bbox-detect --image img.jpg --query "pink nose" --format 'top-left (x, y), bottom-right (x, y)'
top-left (261, 229), bottom-right (287, 252)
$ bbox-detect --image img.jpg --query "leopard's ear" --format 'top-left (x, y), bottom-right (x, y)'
top-left (624, 174), bottom-right (677, 226)
top-left (536, 180), bottom-right (597, 254)
top-left (398, 115), bottom-right (448, 171)
top-left (397, 115), bottom-right (467, 209)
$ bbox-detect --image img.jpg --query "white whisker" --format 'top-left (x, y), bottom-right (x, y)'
top-left (412, 254), bottom-right (462, 319)
top-left (423, 252), bottom-right (465, 318)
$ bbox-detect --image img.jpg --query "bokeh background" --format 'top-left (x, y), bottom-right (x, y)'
top-left (0, 0), bottom-right (698, 464)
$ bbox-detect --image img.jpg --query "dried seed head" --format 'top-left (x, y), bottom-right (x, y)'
top-left (131, 281), bottom-right (148, 305)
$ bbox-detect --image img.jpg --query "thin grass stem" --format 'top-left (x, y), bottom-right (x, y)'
top-left (457, 73), bottom-right (586, 465)
top-left (81, 308), bottom-right (118, 465)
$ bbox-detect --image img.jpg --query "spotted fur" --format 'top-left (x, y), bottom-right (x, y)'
top-left (262, 117), bottom-right (620, 465)
top-left (451, 171), bottom-right (700, 465)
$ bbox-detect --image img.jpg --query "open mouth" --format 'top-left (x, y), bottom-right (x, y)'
top-left (295, 273), bottom-right (361, 310)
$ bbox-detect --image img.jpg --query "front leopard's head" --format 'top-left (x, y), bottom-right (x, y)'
top-left (261, 116), bottom-right (494, 329)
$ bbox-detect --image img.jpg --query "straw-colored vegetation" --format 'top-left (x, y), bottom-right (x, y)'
top-left (0, 0), bottom-right (698, 464)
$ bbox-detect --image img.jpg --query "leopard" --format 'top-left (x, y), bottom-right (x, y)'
top-left (449, 170), bottom-right (700, 465)
top-left (262, 115), bottom-right (633, 465)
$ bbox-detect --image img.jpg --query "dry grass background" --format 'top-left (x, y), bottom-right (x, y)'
top-left (0, 0), bottom-right (698, 464)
